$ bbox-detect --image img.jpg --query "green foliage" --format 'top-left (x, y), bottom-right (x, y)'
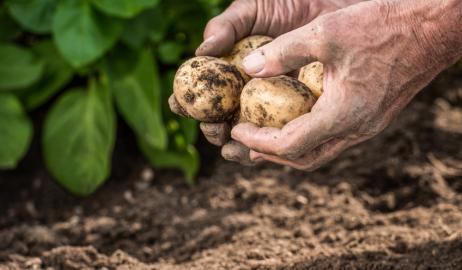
top-left (0, 93), bottom-right (33, 169)
top-left (109, 48), bottom-right (167, 150)
top-left (43, 80), bottom-right (115, 196)
top-left (0, 43), bottom-right (45, 90)
top-left (21, 41), bottom-right (74, 110)
top-left (91, 0), bottom-right (159, 18)
top-left (6, 0), bottom-right (57, 34)
top-left (0, 6), bottom-right (21, 41)
top-left (52, 0), bottom-right (123, 68)
top-left (0, 0), bottom-right (232, 195)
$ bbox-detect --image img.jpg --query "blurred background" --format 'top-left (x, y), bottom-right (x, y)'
top-left (0, 0), bottom-right (232, 196)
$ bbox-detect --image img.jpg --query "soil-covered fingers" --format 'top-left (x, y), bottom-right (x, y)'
top-left (242, 18), bottom-right (329, 77)
top-left (168, 95), bottom-right (190, 118)
top-left (221, 141), bottom-right (256, 166)
top-left (249, 138), bottom-right (351, 171)
top-left (196, 0), bottom-right (257, 57)
top-left (195, 0), bottom-right (354, 58)
top-left (231, 100), bottom-right (341, 160)
top-left (200, 122), bottom-right (231, 147)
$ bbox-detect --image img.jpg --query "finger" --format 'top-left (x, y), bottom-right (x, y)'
top-left (168, 95), bottom-right (190, 118)
top-left (250, 138), bottom-right (351, 171)
top-left (221, 140), bottom-right (258, 166)
top-left (232, 96), bottom-right (341, 160)
top-left (196, 1), bottom-right (257, 56)
top-left (242, 18), bottom-right (329, 77)
top-left (200, 122), bottom-right (231, 147)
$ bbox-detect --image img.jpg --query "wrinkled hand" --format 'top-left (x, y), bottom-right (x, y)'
top-left (230, 0), bottom-right (462, 170)
top-left (169, 0), bottom-right (361, 165)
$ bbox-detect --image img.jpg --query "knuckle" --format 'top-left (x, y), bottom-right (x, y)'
top-left (275, 37), bottom-right (312, 70)
top-left (311, 17), bottom-right (330, 46)
top-left (312, 15), bottom-right (342, 62)
top-left (205, 16), bottom-right (223, 31)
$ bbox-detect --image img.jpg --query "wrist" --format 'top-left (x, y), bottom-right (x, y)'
top-left (401, 0), bottom-right (462, 66)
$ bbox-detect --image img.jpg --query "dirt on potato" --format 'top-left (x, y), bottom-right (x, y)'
top-left (1, 72), bottom-right (462, 269)
top-left (174, 56), bottom-right (245, 122)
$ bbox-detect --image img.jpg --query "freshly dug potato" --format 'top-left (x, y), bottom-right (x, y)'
top-left (240, 76), bottom-right (317, 128)
top-left (298, 62), bottom-right (324, 97)
top-left (222, 35), bottom-right (273, 81)
top-left (173, 56), bottom-right (246, 122)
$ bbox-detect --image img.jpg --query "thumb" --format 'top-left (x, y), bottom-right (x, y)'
top-left (242, 20), bottom-right (328, 77)
top-left (196, 1), bottom-right (256, 57)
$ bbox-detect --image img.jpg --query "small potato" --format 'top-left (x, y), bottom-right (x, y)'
top-left (173, 56), bottom-right (246, 122)
top-left (222, 35), bottom-right (273, 81)
top-left (298, 62), bottom-right (324, 97)
top-left (241, 76), bottom-right (317, 128)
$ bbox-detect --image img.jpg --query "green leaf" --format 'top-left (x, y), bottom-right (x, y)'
top-left (0, 6), bottom-right (21, 41)
top-left (140, 141), bottom-right (199, 184)
top-left (91, 0), bottom-right (159, 18)
top-left (52, 0), bottom-right (123, 68)
top-left (160, 69), bottom-right (177, 115)
top-left (106, 44), bottom-right (140, 76)
top-left (43, 80), bottom-right (116, 196)
top-left (6, 0), bottom-right (57, 34)
top-left (121, 7), bottom-right (166, 49)
top-left (109, 49), bottom-right (167, 149)
top-left (158, 41), bottom-right (184, 64)
top-left (21, 41), bottom-right (74, 110)
top-left (0, 43), bottom-right (45, 91)
top-left (0, 93), bottom-right (33, 169)
top-left (179, 118), bottom-right (198, 145)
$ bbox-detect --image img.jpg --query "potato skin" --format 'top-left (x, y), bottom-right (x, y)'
top-left (174, 56), bottom-right (246, 122)
top-left (222, 35), bottom-right (273, 81)
top-left (298, 62), bottom-right (324, 97)
top-left (241, 76), bottom-right (317, 128)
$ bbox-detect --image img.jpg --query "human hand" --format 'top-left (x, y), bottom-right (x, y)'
top-left (230, 0), bottom-right (462, 170)
top-left (169, 0), bottom-right (362, 165)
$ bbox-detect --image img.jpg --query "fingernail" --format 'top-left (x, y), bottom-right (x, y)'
top-left (243, 51), bottom-right (265, 74)
top-left (196, 35), bottom-right (216, 54)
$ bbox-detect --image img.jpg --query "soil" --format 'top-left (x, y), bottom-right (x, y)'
top-left (1, 71), bottom-right (462, 270)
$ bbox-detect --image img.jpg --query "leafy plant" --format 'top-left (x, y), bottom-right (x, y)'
top-left (0, 0), bottom-right (231, 195)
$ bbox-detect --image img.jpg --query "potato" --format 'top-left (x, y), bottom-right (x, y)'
top-left (298, 62), bottom-right (324, 97)
top-left (222, 35), bottom-right (273, 81)
top-left (173, 56), bottom-right (246, 122)
top-left (240, 75), bottom-right (317, 128)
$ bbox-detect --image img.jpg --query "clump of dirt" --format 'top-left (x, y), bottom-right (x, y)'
top-left (1, 73), bottom-right (462, 269)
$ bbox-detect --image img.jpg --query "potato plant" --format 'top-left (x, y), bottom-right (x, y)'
top-left (0, 0), bottom-right (232, 196)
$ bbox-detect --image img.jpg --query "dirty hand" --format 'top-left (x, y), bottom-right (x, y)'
top-left (231, 0), bottom-right (462, 170)
top-left (169, 0), bottom-right (362, 165)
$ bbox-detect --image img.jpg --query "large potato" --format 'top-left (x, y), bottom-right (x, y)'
top-left (240, 76), bottom-right (317, 128)
top-left (173, 56), bottom-right (246, 122)
top-left (298, 62), bottom-right (324, 97)
top-left (222, 35), bottom-right (273, 81)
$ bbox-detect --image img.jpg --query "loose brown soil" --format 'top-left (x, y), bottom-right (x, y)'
top-left (1, 72), bottom-right (462, 269)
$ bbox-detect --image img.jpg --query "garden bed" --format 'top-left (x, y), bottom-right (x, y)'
top-left (1, 73), bottom-right (462, 269)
